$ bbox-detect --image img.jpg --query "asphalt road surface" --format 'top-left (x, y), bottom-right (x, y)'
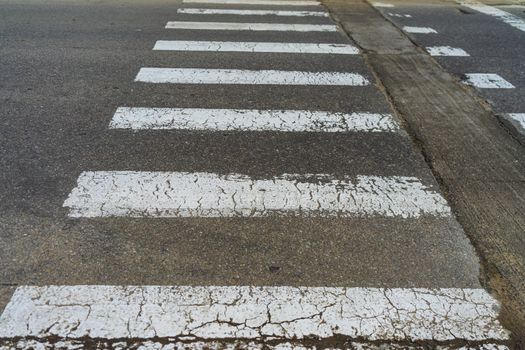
top-left (373, 0), bottom-right (525, 142)
top-left (0, 0), bottom-right (522, 348)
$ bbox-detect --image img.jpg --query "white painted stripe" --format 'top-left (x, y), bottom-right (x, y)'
top-left (109, 107), bottom-right (398, 132)
top-left (183, 0), bottom-right (321, 5)
top-left (165, 21), bottom-right (338, 32)
top-left (63, 172), bottom-right (450, 218)
top-left (505, 113), bottom-right (525, 131)
top-left (426, 46), bottom-right (470, 56)
top-left (388, 12), bottom-right (412, 18)
top-left (153, 40), bottom-right (358, 54)
top-left (176, 8), bottom-right (329, 16)
top-left (0, 286), bottom-right (509, 343)
top-left (135, 68), bottom-right (370, 86)
top-left (372, 2), bottom-right (394, 7)
top-left (458, 0), bottom-right (525, 32)
top-left (403, 26), bottom-right (437, 33)
top-left (0, 340), bottom-right (511, 350)
top-left (462, 73), bottom-right (515, 89)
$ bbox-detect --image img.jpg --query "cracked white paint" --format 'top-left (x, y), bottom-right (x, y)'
top-left (165, 21), bottom-right (338, 32)
top-left (109, 108), bottom-right (397, 132)
top-left (426, 46), bottom-right (469, 57)
top-left (135, 68), bottom-right (369, 86)
top-left (0, 340), bottom-right (511, 350)
top-left (183, 0), bottom-right (320, 5)
top-left (176, 8), bottom-right (329, 16)
top-left (153, 41), bottom-right (358, 54)
top-left (462, 74), bottom-right (515, 89)
top-left (0, 286), bottom-right (509, 344)
top-left (63, 172), bottom-right (450, 218)
top-left (458, 0), bottom-right (525, 32)
top-left (403, 26), bottom-right (437, 33)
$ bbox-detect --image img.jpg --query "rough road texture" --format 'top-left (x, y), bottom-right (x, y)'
top-left (322, 0), bottom-right (525, 343)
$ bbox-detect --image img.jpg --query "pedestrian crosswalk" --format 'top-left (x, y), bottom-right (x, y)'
top-left (0, 0), bottom-right (511, 348)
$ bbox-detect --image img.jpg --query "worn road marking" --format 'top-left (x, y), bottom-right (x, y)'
top-left (0, 286), bottom-right (509, 344)
top-left (372, 2), bottom-right (394, 7)
top-left (403, 26), bottom-right (437, 33)
top-left (183, 0), bottom-right (320, 4)
top-left (426, 46), bottom-right (470, 56)
top-left (458, 0), bottom-right (525, 32)
top-left (165, 21), bottom-right (338, 31)
top-left (462, 73), bottom-right (515, 89)
top-left (135, 68), bottom-right (369, 86)
top-left (153, 40), bottom-right (358, 54)
top-left (388, 12), bottom-right (412, 18)
top-left (63, 171), bottom-right (450, 218)
top-left (176, 8), bottom-right (329, 16)
top-left (110, 107), bottom-right (398, 132)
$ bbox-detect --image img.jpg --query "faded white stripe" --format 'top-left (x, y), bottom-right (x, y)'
top-left (426, 46), bottom-right (470, 56)
top-left (183, 0), bottom-right (320, 5)
top-left (176, 8), bottom-right (329, 16)
top-left (153, 40), bottom-right (358, 54)
top-left (109, 107), bottom-right (398, 132)
top-left (63, 172), bottom-right (450, 218)
top-left (372, 2), bottom-right (394, 7)
top-left (458, 0), bottom-right (525, 32)
top-left (165, 21), bottom-right (338, 31)
top-left (403, 26), bottom-right (437, 33)
top-left (462, 73), bottom-right (515, 89)
top-left (135, 68), bottom-right (370, 86)
top-left (0, 286), bottom-right (509, 343)
top-left (388, 12), bottom-right (412, 18)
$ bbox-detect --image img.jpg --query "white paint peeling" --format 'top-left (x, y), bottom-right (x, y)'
top-left (372, 2), bottom-right (394, 7)
top-left (462, 73), bottom-right (515, 89)
top-left (176, 8), bottom-right (329, 16)
top-left (63, 171), bottom-right (450, 218)
top-left (153, 40), bottom-right (359, 54)
top-left (0, 286), bottom-right (509, 344)
top-left (165, 21), bottom-right (338, 32)
top-left (183, 0), bottom-right (320, 5)
top-left (426, 46), bottom-right (470, 56)
top-left (403, 26), bottom-right (437, 33)
top-left (109, 107), bottom-right (398, 132)
top-left (135, 68), bottom-right (370, 86)
top-left (0, 340), bottom-right (511, 350)
top-left (458, 0), bottom-right (525, 32)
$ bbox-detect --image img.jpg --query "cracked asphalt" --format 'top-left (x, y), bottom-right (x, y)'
top-left (0, 0), bottom-right (523, 347)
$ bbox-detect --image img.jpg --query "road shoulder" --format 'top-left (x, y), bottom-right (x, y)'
top-left (323, 0), bottom-right (525, 344)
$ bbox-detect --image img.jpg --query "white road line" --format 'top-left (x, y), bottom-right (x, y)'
top-left (403, 26), bottom-right (437, 33)
top-left (388, 12), bottom-right (412, 18)
top-left (0, 340), bottom-right (511, 350)
top-left (372, 2), bottom-right (394, 7)
top-left (0, 286), bottom-right (509, 344)
top-left (458, 0), bottom-right (525, 32)
top-left (426, 46), bottom-right (470, 56)
top-left (153, 40), bottom-right (358, 54)
top-left (135, 68), bottom-right (370, 86)
top-left (183, 0), bottom-right (320, 5)
top-left (63, 172), bottom-right (450, 218)
top-left (176, 8), bottom-right (329, 16)
top-left (462, 73), bottom-right (515, 89)
top-left (505, 113), bottom-right (525, 130)
top-left (165, 21), bottom-right (338, 32)
top-left (110, 107), bottom-right (398, 132)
